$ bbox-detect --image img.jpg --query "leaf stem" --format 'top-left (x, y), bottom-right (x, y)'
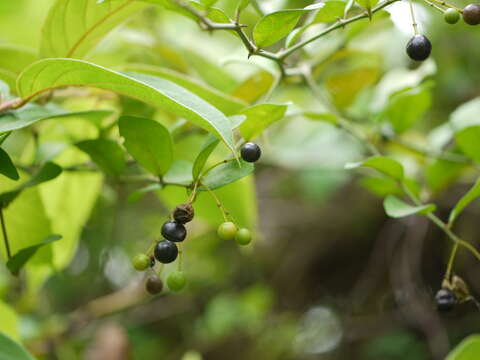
top-left (0, 208), bottom-right (12, 260)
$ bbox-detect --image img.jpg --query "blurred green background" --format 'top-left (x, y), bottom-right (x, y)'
top-left (1, 0), bottom-right (480, 359)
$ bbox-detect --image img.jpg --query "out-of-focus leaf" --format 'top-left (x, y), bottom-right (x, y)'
top-left (383, 195), bottom-right (436, 218)
top-left (450, 98), bottom-right (480, 162)
top-left (0, 45), bottom-right (36, 89)
top-left (0, 302), bottom-right (19, 341)
top-left (425, 158), bottom-right (466, 194)
top-left (253, 10), bottom-right (307, 47)
top-left (41, 0), bottom-right (146, 58)
top-left (382, 83), bottom-right (432, 133)
top-left (76, 139), bottom-right (126, 176)
top-left (231, 71), bottom-right (275, 104)
top-left (237, 0), bottom-right (250, 12)
top-left (239, 103), bottom-right (287, 140)
top-left (122, 64), bottom-right (247, 115)
top-left (128, 183), bottom-right (162, 203)
top-left (449, 177), bottom-right (480, 225)
top-left (192, 135), bottom-right (220, 180)
top-left (0, 148), bottom-right (19, 181)
top-left (201, 160), bottom-right (254, 190)
top-left (164, 160), bottom-right (193, 185)
top-left (345, 156), bottom-right (404, 180)
top-left (18, 59), bottom-right (236, 154)
top-left (447, 335), bottom-right (480, 360)
top-left (356, 0), bottom-right (379, 16)
top-left (119, 116), bottom-right (173, 176)
top-left (303, 112), bottom-right (338, 125)
top-left (6, 234), bottom-right (62, 275)
top-left (313, 1), bottom-right (346, 23)
top-left (0, 332), bottom-right (35, 360)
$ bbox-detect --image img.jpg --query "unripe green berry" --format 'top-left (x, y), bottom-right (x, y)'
top-left (217, 221), bottom-right (237, 240)
top-left (132, 254), bottom-right (150, 271)
top-left (167, 271), bottom-right (187, 292)
top-left (444, 8), bottom-right (460, 24)
top-left (235, 228), bottom-right (252, 246)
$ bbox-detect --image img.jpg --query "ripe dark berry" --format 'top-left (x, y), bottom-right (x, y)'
top-left (173, 203), bottom-right (195, 224)
top-left (132, 254), bottom-right (150, 271)
top-left (146, 275), bottom-right (163, 294)
top-left (406, 35), bottom-right (432, 61)
top-left (463, 4), bottom-right (480, 25)
top-left (150, 255), bottom-right (155, 268)
top-left (161, 220), bottom-right (186, 242)
top-left (235, 228), bottom-right (252, 246)
top-left (444, 8), bottom-right (460, 24)
top-left (217, 222), bottom-right (237, 240)
top-left (240, 142), bottom-right (261, 163)
top-left (167, 271), bottom-right (187, 292)
top-left (435, 289), bottom-right (457, 312)
top-left (154, 240), bottom-right (178, 264)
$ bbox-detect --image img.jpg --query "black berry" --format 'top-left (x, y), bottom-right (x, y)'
top-left (240, 142), bottom-right (261, 163)
top-left (435, 289), bottom-right (456, 312)
top-left (154, 240), bottom-right (178, 264)
top-left (146, 275), bottom-right (163, 294)
top-left (173, 203), bottom-right (195, 224)
top-left (149, 255), bottom-right (155, 268)
top-left (463, 4), bottom-right (480, 25)
top-left (161, 220), bottom-right (186, 242)
top-left (406, 35), bottom-right (432, 61)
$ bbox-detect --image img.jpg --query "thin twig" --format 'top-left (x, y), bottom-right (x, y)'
top-left (0, 208), bottom-right (12, 260)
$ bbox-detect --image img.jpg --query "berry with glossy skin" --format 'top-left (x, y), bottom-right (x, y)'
top-left (406, 35), bottom-right (432, 61)
top-left (444, 8), bottom-right (460, 24)
top-left (435, 289), bottom-right (457, 312)
top-left (235, 228), bottom-right (252, 246)
top-left (154, 240), bottom-right (178, 264)
top-left (132, 254), bottom-right (150, 271)
top-left (217, 221), bottom-right (237, 240)
top-left (167, 271), bottom-right (187, 292)
top-left (173, 203), bottom-right (195, 224)
top-left (146, 275), bottom-right (163, 294)
top-left (161, 220), bottom-right (187, 242)
top-left (240, 142), bottom-right (261, 163)
top-left (463, 4), bottom-right (480, 25)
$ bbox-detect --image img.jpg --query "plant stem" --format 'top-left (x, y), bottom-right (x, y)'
top-left (408, 0), bottom-right (419, 35)
top-left (0, 208), bottom-right (12, 260)
top-left (201, 182), bottom-right (229, 221)
top-left (445, 242), bottom-right (458, 280)
top-left (428, 0), bottom-right (463, 12)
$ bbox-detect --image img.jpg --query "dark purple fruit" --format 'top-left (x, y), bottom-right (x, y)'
top-left (154, 240), bottom-right (178, 264)
top-left (161, 220), bottom-right (186, 242)
top-left (463, 4), bottom-right (480, 25)
top-left (406, 35), bottom-right (432, 61)
top-left (240, 142), bottom-right (261, 163)
top-left (435, 289), bottom-right (456, 312)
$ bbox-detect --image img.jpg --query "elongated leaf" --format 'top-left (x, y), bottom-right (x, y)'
top-left (0, 332), bottom-right (35, 360)
top-left (447, 335), bottom-right (480, 360)
top-left (0, 104), bottom-right (114, 133)
top-left (17, 59), bottom-right (236, 153)
top-left (383, 195), bottom-right (436, 218)
top-left (231, 70), bottom-right (275, 104)
top-left (449, 178), bottom-right (480, 225)
top-left (0, 45), bottom-right (37, 89)
top-left (313, 1), bottom-right (346, 23)
top-left (122, 64), bottom-right (247, 115)
top-left (119, 116), bottom-right (173, 175)
top-left (345, 156), bottom-right (404, 180)
top-left (76, 139), bottom-right (126, 176)
top-left (192, 135), bottom-right (220, 179)
top-left (41, 0), bottom-right (146, 58)
top-left (0, 148), bottom-right (19, 181)
top-left (253, 10), bottom-right (306, 47)
top-left (239, 103), bottom-right (287, 140)
top-left (7, 234), bottom-right (62, 275)
top-left (164, 160), bottom-right (193, 185)
top-left (0, 302), bottom-right (19, 341)
top-left (450, 98), bottom-right (480, 162)
top-left (0, 162), bottom-right (62, 208)
top-left (201, 160), bottom-right (254, 190)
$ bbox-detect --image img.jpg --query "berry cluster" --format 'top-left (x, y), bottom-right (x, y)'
top-left (217, 221), bottom-right (252, 245)
top-left (406, 3), bottom-right (480, 62)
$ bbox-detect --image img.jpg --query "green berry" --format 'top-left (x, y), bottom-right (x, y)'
top-left (217, 221), bottom-right (237, 240)
top-left (444, 8), bottom-right (460, 24)
top-left (146, 275), bottom-right (163, 294)
top-left (167, 271), bottom-right (187, 292)
top-left (132, 254), bottom-right (150, 271)
top-left (235, 228), bottom-right (252, 246)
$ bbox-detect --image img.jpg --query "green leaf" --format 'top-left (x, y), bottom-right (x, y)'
top-left (382, 83), bottom-right (432, 134)
top-left (6, 234), bottom-right (62, 276)
top-left (239, 104), bottom-right (287, 140)
top-left (119, 116), bottom-right (173, 175)
top-left (0, 332), bottom-right (35, 360)
top-left (313, 1), bottom-right (346, 23)
top-left (356, 0), bottom-right (379, 16)
top-left (164, 160), bottom-right (193, 185)
top-left (450, 98), bottom-right (480, 162)
top-left (0, 105), bottom-right (114, 133)
top-left (128, 183), bottom-right (162, 203)
top-left (0, 162), bottom-right (62, 208)
top-left (447, 335), bottom-right (480, 360)
top-left (237, 0), bottom-right (250, 12)
top-left (40, 0), bottom-right (146, 58)
top-left (76, 139), bottom-right (126, 176)
top-left (0, 45), bottom-right (36, 90)
top-left (449, 177), bottom-right (480, 225)
top-left (201, 160), bottom-right (254, 190)
top-left (122, 64), bottom-right (247, 115)
top-left (0, 302), bottom-right (19, 341)
top-left (231, 70), bottom-right (275, 104)
top-left (345, 156), bottom-right (404, 180)
top-left (0, 148), bottom-right (19, 181)
top-left (303, 112), bottom-right (338, 125)
top-left (192, 135), bottom-right (220, 180)
top-left (383, 195), bottom-right (436, 218)
top-left (17, 59), bottom-right (236, 154)
top-left (253, 10), bottom-right (306, 47)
